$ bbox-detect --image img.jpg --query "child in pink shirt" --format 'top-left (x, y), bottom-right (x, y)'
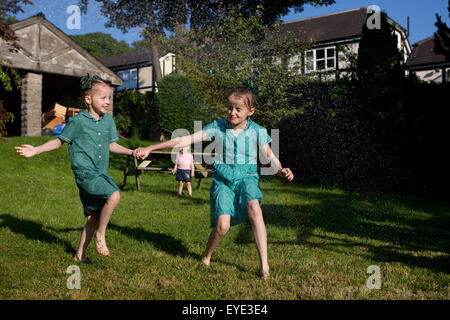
top-left (172, 146), bottom-right (195, 196)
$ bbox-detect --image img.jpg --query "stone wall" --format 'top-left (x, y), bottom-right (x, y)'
top-left (21, 73), bottom-right (43, 136)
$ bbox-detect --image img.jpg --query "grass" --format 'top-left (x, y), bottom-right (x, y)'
top-left (0, 136), bottom-right (449, 300)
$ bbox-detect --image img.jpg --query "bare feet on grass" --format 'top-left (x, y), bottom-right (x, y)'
top-left (260, 266), bottom-right (270, 281)
top-left (74, 252), bottom-right (90, 264)
top-left (94, 232), bottom-right (110, 256)
top-left (200, 255), bottom-right (210, 267)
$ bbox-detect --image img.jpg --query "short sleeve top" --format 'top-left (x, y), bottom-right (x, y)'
top-left (176, 153), bottom-right (194, 170)
top-left (59, 110), bottom-right (119, 175)
top-left (202, 118), bottom-right (272, 183)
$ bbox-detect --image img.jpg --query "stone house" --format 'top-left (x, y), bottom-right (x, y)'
top-left (0, 13), bottom-right (122, 136)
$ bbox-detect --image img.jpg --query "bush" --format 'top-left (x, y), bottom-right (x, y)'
top-left (113, 89), bottom-right (157, 140)
top-left (156, 74), bottom-right (217, 137)
top-left (279, 80), bottom-right (382, 191)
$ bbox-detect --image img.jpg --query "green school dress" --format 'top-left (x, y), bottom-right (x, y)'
top-left (203, 118), bottom-right (272, 227)
top-left (59, 110), bottom-right (120, 217)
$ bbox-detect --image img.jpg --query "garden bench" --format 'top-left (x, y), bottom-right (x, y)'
top-left (122, 151), bottom-right (213, 192)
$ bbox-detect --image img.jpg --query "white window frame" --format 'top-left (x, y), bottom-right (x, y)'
top-left (304, 46), bottom-right (336, 73)
top-left (117, 68), bottom-right (138, 91)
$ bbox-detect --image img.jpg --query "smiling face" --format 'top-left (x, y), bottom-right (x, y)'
top-left (83, 83), bottom-right (113, 117)
top-left (227, 94), bottom-right (255, 128)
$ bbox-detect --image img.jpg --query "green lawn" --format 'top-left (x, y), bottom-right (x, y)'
top-left (0, 137), bottom-right (449, 299)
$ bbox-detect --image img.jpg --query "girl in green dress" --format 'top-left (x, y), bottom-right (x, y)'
top-left (15, 75), bottom-right (138, 263)
top-left (136, 85), bottom-right (293, 280)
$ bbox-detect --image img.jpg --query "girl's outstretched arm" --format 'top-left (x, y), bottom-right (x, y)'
top-left (260, 143), bottom-right (294, 182)
top-left (109, 142), bottom-right (136, 157)
top-left (15, 138), bottom-right (63, 158)
top-left (136, 130), bottom-right (208, 160)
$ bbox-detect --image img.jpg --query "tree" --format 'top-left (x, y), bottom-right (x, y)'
top-left (219, 0), bottom-right (335, 25)
top-left (80, 0), bottom-right (171, 82)
top-left (163, 7), bottom-right (309, 128)
top-left (433, 1), bottom-right (450, 60)
top-left (0, 0), bottom-right (33, 137)
top-left (70, 32), bottom-right (133, 59)
top-left (355, 11), bottom-right (407, 154)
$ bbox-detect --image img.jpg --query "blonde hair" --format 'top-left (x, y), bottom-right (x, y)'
top-left (82, 79), bottom-right (111, 97)
top-left (228, 87), bottom-right (257, 109)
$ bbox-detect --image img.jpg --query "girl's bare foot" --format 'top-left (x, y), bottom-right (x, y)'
top-left (201, 255), bottom-right (210, 266)
top-left (74, 253), bottom-right (90, 264)
top-left (94, 232), bottom-right (110, 256)
top-left (260, 267), bottom-right (270, 281)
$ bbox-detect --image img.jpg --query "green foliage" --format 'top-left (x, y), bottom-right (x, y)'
top-left (113, 89), bottom-right (155, 140)
top-left (354, 11), bottom-right (408, 154)
top-left (163, 8), bottom-right (310, 129)
top-left (0, 62), bottom-right (21, 137)
top-left (433, 11), bottom-right (450, 60)
top-left (0, 100), bottom-right (15, 137)
top-left (156, 74), bottom-right (217, 137)
top-left (69, 32), bottom-right (133, 58)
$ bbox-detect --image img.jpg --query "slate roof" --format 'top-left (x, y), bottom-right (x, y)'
top-left (406, 34), bottom-right (450, 68)
top-left (279, 8), bottom-right (367, 43)
top-left (99, 49), bottom-right (153, 69)
top-left (279, 7), bottom-right (407, 45)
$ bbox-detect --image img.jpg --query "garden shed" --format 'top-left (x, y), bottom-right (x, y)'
top-left (0, 13), bottom-right (122, 136)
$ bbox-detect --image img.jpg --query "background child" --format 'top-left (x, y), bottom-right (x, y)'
top-left (136, 84), bottom-right (293, 280)
top-left (172, 146), bottom-right (195, 197)
top-left (15, 74), bottom-right (137, 263)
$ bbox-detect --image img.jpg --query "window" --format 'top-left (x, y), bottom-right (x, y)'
top-left (117, 69), bottom-right (138, 91)
top-left (304, 47), bottom-right (336, 73)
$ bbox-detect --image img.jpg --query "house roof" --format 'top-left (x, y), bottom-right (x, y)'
top-left (3, 13), bottom-right (122, 85)
top-left (406, 34), bottom-right (450, 68)
top-left (279, 7), bottom-right (407, 45)
top-left (99, 49), bottom-right (153, 69)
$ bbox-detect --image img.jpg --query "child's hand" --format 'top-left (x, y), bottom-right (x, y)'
top-left (15, 145), bottom-right (37, 158)
top-left (131, 149), bottom-right (140, 159)
top-left (136, 147), bottom-right (151, 160)
top-left (171, 168), bottom-right (176, 174)
top-left (279, 168), bottom-right (294, 182)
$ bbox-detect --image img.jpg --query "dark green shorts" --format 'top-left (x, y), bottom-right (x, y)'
top-left (75, 171), bottom-right (120, 217)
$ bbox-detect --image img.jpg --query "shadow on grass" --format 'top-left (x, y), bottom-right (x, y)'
top-left (108, 223), bottom-right (248, 273)
top-left (121, 184), bottom-right (210, 205)
top-left (257, 185), bottom-right (450, 274)
top-left (0, 214), bottom-right (76, 256)
top-left (108, 223), bottom-right (192, 258)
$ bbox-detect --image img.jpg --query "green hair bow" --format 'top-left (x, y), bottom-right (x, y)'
top-left (80, 73), bottom-right (102, 90)
top-left (242, 79), bottom-right (259, 95)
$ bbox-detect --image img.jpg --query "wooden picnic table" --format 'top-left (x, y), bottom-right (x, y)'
top-left (122, 151), bottom-right (214, 192)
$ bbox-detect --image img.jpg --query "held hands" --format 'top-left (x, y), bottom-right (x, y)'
top-left (134, 147), bottom-right (151, 160)
top-left (278, 168), bottom-right (294, 182)
top-left (15, 145), bottom-right (37, 158)
top-left (131, 149), bottom-right (140, 159)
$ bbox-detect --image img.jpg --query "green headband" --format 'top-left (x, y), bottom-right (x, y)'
top-left (80, 73), bottom-right (102, 90)
top-left (242, 79), bottom-right (258, 95)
